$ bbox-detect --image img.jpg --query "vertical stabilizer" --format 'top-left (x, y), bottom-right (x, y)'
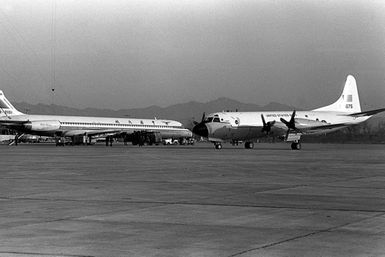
top-left (313, 75), bottom-right (361, 113)
top-left (0, 90), bottom-right (24, 116)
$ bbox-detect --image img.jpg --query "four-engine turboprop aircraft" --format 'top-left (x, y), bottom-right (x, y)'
top-left (193, 75), bottom-right (385, 150)
top-left (0, 90), bottom-right (192, 145)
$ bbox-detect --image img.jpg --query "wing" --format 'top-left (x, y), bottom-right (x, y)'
top-left (269, 120), bottom-right (348, 136)
top-left (347, 108), bottom-right (385, 117)
top-left (62, 129), bottom-right (124, 137)
top-left (236, 124), bottom-right (287, 135)
top-left (298, 123), bottom-right (348, 133)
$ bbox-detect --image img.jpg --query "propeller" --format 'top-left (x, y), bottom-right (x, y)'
top-left (192, 112), bottom-right (208, 137)
top-left (191, 112), bottom-right (205, 126)
top-left (280, 110), bottom-right (298, 140)
top-left (261, 114), bottom-right (275, 134)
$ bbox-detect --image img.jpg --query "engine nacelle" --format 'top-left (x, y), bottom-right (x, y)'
top-left (295, 118), bottom-right (327, 126)
top-left (24, 120), bottom-right (61, 131)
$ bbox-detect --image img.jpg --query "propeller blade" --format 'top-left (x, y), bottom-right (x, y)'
top-left (289, 110), bottom-right (296, 124)
top-left (261, 114), bottom-right (275, 134)
top-left (281, 110), bottom-right (297, 130)
top-left (201, 112), bottom-right (206, 123)
top-left (282, 110), bottom-right (298, 141)
top-left (261, 114), bottom-right (266, 126)
top-left (285, 128), bottom-right (290, 140)
top-left (280, 117), bottom-right (288, 126)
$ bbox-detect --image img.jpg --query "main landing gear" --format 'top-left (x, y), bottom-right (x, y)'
top-left (214, 143), bottom-right (222, 149)
top-left (214, 141), bottom-right (255, 149)
top-left (244, 142), bottom-right (254, 149)
top-left (291, 140), bottom-right (301, 150)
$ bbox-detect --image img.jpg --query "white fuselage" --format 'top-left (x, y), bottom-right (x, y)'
top-left (202, 111), bottom-right (369, 142)
top-left (3, 114), bottom-right (192, 138)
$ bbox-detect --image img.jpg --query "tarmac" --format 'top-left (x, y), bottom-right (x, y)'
top-left (0, 142), bottom-right (384, 257)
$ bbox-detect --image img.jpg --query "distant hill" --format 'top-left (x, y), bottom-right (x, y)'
top-left (12, 98), bottom-right (385, 135)
top-left (13, 98), bottom-right (296, 128)
top-left (8, 97), bottom-right (385, 143)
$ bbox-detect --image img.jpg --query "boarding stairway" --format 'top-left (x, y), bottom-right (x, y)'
top-left (8, 133), bottom-right (25, 146)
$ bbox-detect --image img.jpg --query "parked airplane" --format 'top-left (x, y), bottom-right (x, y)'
top-left (0, 90), bottom-right (192, 145)
top-left (193, 75), bottom-right (385, 150)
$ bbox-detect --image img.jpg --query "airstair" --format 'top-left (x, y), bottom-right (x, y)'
top-left (8, 133), bottom-right (25, 146)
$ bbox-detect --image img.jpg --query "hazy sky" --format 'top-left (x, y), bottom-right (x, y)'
top-left (0, 0), bottom-right (384, 110)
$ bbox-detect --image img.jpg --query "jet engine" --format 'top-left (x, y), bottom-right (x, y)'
top-left (24, 120), bottom-right (61, 131)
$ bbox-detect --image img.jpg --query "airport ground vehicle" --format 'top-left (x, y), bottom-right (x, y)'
top-left (163, 138), bottom-right (179, 145)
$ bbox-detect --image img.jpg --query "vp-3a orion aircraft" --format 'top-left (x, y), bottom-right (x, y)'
top-left (193, 75), bottom-right (385, 150)
top-left (0, 90), bottom-right (192, 145)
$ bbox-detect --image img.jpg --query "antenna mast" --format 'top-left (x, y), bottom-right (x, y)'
top-left (51, 0), bottom-right (57, 105)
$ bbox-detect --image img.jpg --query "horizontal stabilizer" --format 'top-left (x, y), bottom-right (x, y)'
top-left (0, 119), bottom-right (28, 127)
top-left (0, 120), bottom-right (28, 124)
top-left (347, 108), bottom-right (385, 117)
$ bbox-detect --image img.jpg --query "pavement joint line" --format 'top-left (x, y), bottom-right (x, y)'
top-left (3, 202), bottom-right (384, 232)
top-left (1, 196), bottom-right (385, 213)
top-left (314, 185), bottom-right (385, 189)
top-left (325, 175), bottom-right (381, 184)
top-left (0, 177), bottom-right (305, 186)
top-left (0, 251), bottom-right (94, 257)
top-left (0, 177), bottom-right (314, 186)
top-left (0, 203), bottom-right (173, 229)
top-left (3, 176), bottom-right (384, 189)
top-left (226, 212), bottom-right (385, 257)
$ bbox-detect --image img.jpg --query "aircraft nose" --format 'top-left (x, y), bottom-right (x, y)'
top-left (193, 123), bottom-right (208, 137)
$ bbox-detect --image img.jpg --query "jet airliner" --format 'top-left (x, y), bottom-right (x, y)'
top-left (193, 75), bottom-right (385, 150)
top-left (0, 91), bottom-right (192, 145)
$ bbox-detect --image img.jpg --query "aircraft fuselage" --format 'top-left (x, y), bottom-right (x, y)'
top-left (196, 110), bottom-right (369, 142)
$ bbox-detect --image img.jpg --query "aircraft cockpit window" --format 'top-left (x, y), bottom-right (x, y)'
top-left (213, 117), bottom-right (221, 122)
top-left (205, 117), bottom-right (214, 122)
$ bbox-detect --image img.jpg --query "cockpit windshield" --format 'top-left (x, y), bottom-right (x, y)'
top-left (205, 116), bottom-right (221, 123)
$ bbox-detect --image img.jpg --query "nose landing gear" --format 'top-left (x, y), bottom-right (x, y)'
top-left (291, 141), bottom-right (301, 150)
top-left (214, 143), bottom-right (222, 149)
top-left (244, 142), bottom-right (254, 149)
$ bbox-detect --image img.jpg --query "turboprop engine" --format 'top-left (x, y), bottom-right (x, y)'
top-left (294, 118), bottom-right (328, 128)
top-left (24, 120), bottom-right (61, 131)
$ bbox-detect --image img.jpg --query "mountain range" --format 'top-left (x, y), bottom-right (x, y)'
top-left (13, 97), bottom-right (384, 131)
top-left (13, 98), bottom-right (296, 128)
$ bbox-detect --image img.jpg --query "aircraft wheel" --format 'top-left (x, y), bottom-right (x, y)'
top-left (215, 143), bottom-right (222, 149)
top-left (291, 141), bottom-right (301, 150)
top-left (245, 142), bottom-right (254, 149)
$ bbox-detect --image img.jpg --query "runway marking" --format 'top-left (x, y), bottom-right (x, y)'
top-left (227, 212), bottom-right (385, 257)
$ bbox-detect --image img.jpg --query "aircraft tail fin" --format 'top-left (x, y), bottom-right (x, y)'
top-left (313, 75), bottom-right (361, 113)
top-left (0, 90), bottom-right (24, 117)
